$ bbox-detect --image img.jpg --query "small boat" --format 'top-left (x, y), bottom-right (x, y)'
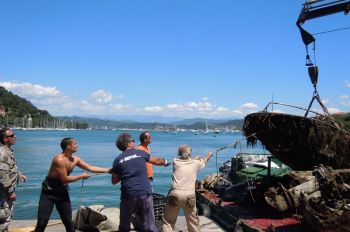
top-left (196, 159), bottom-right (350, 231)
top-left (196, 153), bottom-right (309, 231)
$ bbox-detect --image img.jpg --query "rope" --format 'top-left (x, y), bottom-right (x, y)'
top-left (214, 140), bottom-right (241, 178)
top-left (241, 158), bottom-right (256, 205)
top-left (75, 179), bottom-right (85, 232)
top-left (215, 151), bottom-right (218, 178)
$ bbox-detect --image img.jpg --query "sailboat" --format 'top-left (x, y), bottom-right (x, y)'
top-left (203, 121), bottom-right (209, 135)
top-left (173, 122), bottom-right (178, 134)
top-left (163, 124), bottom-right (169, 133)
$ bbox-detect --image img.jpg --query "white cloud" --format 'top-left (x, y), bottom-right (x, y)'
top-left (185, 102), bottom-right (212, 111)
top-left (339, 94), bottom-right (349, 100)
top-left (233, 109), bottom-right (242, 115)
top-left (0, 81), bottom-right (133, 116)
top-left (111, 104), bottom-right (131, 111)
top-left (165, 101), bottom-right (214, 113)
top-left (227, 102), bottom-right (259, 117)
top-left (90, 90), bottom-right (124, 104)
top-left (327, 107), bottom-right (343, 114)
top-left (0, 80), bottom-right (257, 118)
top-left (186, 102), bottom-right (198, 108)
top-left (240, 102), bottom-right (258, 111)
top-left (90, 90), bottom-right (113, 104)
top-left (216, 106), bottom-right (230, 113)
top-left (0, 81), bottom-right (73, 113)
top-left (272, 109), bottom-right (286, 114)
top-left (346, 80), bottom-right (350, 87)
top-left (321, 98), bottom-right (329, 105)
top-left (167, 104), bottom-right (179, 109)
top-left (198, 102), bottom-right (212, 111)
top-left (144, 106), bottom-right (162, 112)
top-left (163, 101), bottom-right (258, 118)
top-left (340, 101), bottom-right (350, 107)
top-left (311, 106), bottom-right (344, 115)
top-left (0, 81), bottom-right (61, 98)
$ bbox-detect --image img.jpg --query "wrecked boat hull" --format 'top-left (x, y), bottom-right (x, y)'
top-left (243, 112), bottom-right (350, 170)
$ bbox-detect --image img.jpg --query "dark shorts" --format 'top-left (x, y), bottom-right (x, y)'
top-left (119, 194), bottom-right (157, 232)
top-left (42, 177), bottom-right (69, 193)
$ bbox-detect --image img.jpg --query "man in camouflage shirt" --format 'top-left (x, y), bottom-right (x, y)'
top-left (0, 128), bottom-right (26, 231)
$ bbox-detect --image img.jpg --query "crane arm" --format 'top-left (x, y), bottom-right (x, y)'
top-left (297, 0), bottom-right (350, 25)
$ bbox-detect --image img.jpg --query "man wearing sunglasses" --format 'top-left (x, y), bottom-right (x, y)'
top-left (0, 128), bottom-right (26, 231)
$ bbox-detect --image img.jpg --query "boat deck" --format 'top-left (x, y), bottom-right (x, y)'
top-left (196, 190), bottom-right (310, 232)
top-left (9, 216), bottom-right (225, 232)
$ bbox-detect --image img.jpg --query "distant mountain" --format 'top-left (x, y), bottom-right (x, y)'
top-left (75, 114), bottom-right (240, 124)
top-left (177, 118), bottom-right (230, 125)
top-left (82, 114), bottom-right (186, 123)
top-left (0, 86), bottom-right (88, 129)
top-left (58, 116), bottom-right (244, 131)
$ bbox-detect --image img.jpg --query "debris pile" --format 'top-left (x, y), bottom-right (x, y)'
top-left (243, 112), bottom-right (350, 170)
top-left (265, 165), bottom-right (350, 231)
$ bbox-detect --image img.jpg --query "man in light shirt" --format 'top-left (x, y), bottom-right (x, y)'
top-left (162, 144), bottom-right (213, 232)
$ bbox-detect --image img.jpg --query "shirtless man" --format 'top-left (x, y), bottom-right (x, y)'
top-left (34, 137), bottom-right (110, 232)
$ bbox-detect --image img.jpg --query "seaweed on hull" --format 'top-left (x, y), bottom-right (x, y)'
top-left (243, 105), bottom-right (350, 171)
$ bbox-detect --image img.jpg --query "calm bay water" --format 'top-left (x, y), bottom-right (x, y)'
top-left (12, 129), bottom-right (263, 219)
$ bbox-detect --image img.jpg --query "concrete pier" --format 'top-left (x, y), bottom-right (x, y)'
top-left (9, 216), bottom-right (225, 232)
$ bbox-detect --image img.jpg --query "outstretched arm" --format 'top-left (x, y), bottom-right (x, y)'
top-left (149, 156), bottom-right (169, 166)
top-left (76, 157), bottom-right (111, 173)
top-left (202, 152), bottom-right (213, 164)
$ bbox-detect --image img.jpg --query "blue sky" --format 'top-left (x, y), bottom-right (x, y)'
top-left (1, 1), bottom-right (350, 119)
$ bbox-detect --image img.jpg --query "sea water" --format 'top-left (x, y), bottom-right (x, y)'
top-left (12, 129), bottom-right (265, 219)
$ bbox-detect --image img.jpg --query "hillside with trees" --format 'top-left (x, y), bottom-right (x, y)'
top-left (0, 86), bottom-right (88, 129)
top-left (334, 113), bottom-right (350, 130)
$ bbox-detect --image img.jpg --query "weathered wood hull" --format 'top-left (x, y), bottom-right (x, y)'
top-left (243, 112), bottom-right (350, 170)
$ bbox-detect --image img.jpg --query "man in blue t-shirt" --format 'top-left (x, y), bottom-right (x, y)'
top-left (111, 133), bottom-right (169, 232)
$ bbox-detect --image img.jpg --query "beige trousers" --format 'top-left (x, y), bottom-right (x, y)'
top-left (161, 193), bottom-right (200, 232)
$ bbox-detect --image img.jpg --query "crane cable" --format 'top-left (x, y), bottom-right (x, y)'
top-left (313, 25), bottom-right (350, 35)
